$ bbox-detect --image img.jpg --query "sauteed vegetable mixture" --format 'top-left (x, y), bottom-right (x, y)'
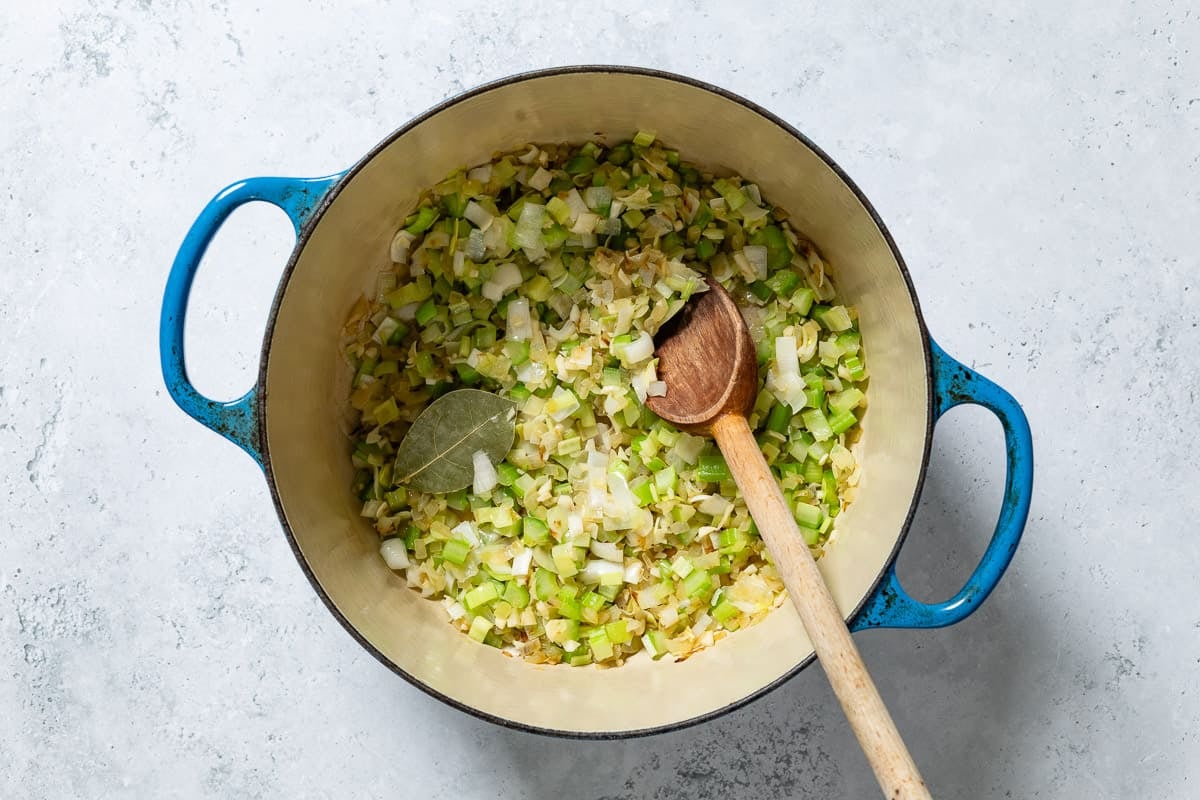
top-left (342, 132), bottom-right (868, 666)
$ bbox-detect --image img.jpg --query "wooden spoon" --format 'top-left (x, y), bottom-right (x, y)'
top-left (647, 279), bottom-right (932, 800)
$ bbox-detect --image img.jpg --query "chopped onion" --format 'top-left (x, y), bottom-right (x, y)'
top-left (528, 167), bottom-right (553, 191)
top-left (742, 246), bottom-right (769, 280)
top-left (472, 450), bottom-right (498, 495)
top-left (510, 549), bottom-right (533, 577)
top-left (482, 262), bottom-right (523, 302)
top-left (380, 538), bottom-right (410, 570)
top-left (390, 230), bottom-right (416, 263)
top-left (513, 203), bottom-right (546, 250)
top-left (463, 200), bottom-right (493, 230)
top-left (506, 298), bottom-right (532, 341)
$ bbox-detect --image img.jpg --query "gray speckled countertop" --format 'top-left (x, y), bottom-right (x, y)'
top-left (3, 2), bottom-right (1198, 797)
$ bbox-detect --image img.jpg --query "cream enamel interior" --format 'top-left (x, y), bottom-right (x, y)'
top-left (263, 71), bottom-right (929, 734)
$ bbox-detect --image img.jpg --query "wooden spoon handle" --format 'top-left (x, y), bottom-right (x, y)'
top-left (711, 413), bottom-right (932, 800)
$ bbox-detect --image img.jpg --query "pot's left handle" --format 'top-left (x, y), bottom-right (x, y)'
top-left (159, 174), bottom-right (344, 464)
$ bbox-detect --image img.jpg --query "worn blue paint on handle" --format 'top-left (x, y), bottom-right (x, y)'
top-left (850, 338), bottom-right (1034, 630)
top-left (159, 173), bottom-right (344, 464)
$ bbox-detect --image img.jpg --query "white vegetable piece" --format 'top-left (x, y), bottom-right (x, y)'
top-left (380, 538), bottom-right (410, 570)
top-left (472, 450), bottom-right (499, 495)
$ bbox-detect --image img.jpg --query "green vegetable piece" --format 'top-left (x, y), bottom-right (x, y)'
top-left (503, 582), bottom-right (531, 610)
top-left (606, 142), bottom-right (633, 165)
top-left (682, 568), bottom-right (712, 598)
top-left (392, 389), bottom-right (518, 493)
top-left (564, 155), bottom-right (597, 175)
top-left (442, 538), bottom-right (472, 566)
top-left (533, 567), bottom-right (558, 601)
top-left (467, 615), bottom-right (492, 642)
top-left (464, 581), bottom-right (499, 610)
top-left (384, 487), bottom-right (408, 511)
top-left (712, 599), bottom-right (740, 626)
top-left (694, 238), bottom-right (716, 261)
top-left (829, 409), bottom-right (858, 434)
top-left (386, 275), bottom-right (433, 309)
top-left (414, 298), bottom-right (438, 326)
top-left (696, 453), bottom-right (731, 483)
top-left (405, 206), bottom-right (439, 235)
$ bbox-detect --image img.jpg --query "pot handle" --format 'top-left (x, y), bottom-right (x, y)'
top-left (159, 174), bottom-right (344, 464)
top-left (850, 338), bottom-right (1034, 631)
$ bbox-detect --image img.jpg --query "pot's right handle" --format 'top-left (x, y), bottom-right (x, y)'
top-left (850, 338), bottom-right (1034, 631)
top-left (159, 173), bottom-right (344, 464)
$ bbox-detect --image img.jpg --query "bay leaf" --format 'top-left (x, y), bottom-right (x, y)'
top-left (393, 388), bottom-right (518, 493)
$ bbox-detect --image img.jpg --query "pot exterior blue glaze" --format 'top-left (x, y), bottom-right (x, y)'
top-left (159, 174), bottom-right (344, 463)
top-left (850, 340), bottom-right (1034, 630)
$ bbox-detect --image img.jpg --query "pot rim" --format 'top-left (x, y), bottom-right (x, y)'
top-left (255, 64), bottom-right (935, 740)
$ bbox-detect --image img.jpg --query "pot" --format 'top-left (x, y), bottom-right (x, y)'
top-left (159, 66), bottom-right (1033, 738)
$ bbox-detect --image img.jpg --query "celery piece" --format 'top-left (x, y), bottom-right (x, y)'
top-left (525, 274), bottom-right (553, 302)
top-left (765, 268), bottom-right (800, 297)
top-left (800, 526), bottom-right (821, 546)
top-left (632, 130), bottom-right (656, 147)
top-left (814, 305), bottom-right (853, 332)
top-left (581, 590), bottom-right (607, 612)
top-left (642, 629), bottom-right (668, 659)
top-left (495, 462), bottom-right (520, 487)
top-left (802, 408), bottom-right (833, 442)
top-left (790, 287), bottom-right (815, 316)
top-left (464, 582), bottom-right (500, 610)
top-left (441, 192), bottom-right (468, 218)
top-left (405, 206), bottom-right (438, 235)
top-left (792, 501), bottom-right (822, 529)
top-left (455, 363), bottom-right (480, 385)
top-left (747, 281), bottom-right (774, 303)
top-left (522, 516), bottom-right (551, 545)
top-left (696, 453), bottom-right (731, 482)
top-left (386, 275), bottom-right (432, 309)
top-left (765, 402), bottom-right (792, 434)
top-left (442, 538), bottom-right (472, 566)
top-left (630, 477), bottom-right (655, 507)
top-left (384, 487), bottom-right (408, 511)
top-left (695, 237), bottom-right (716, 261)
top-left (467, 615), bottom-right (492, 642)
top-left (712, 178), bottom-right (746, 211)
top-left (533, 567), bottom-right (558, 601)
top-left (503, 339), bottom-right (531, 366)
top-left (829, 409), bottom-right (858, 434)
top-left (844, 355), bottom-right (867, 381)
top-left (558, 596), bottom-right (583, 621)
top-left (836, 330), bottom-right (862, 353)
top-left (654, 465), bottom-right (678, 494)
top-left (712, 599), bottom-right (740, 626)
top-left (473, 323), bottom-right (498, 349)
top-left (607, 142), bottom-right (633, 165)
top-left (605, 619), bottom-right (632, 645)
top-left (546, 196), bottom-right (572, 225)
top-left (588, 628), bottom-right (614, 661)
top-left (414, 298), bottom-right (438, 326)
top-left (682, 568), bottom-right (712, 598)
top-left (822, 469), bottom-right (838, 507)
top-left (565, 155), bottom-right (598, 175)
top-left (372, 397), bottom-right (399, 426)
top-left (503, 582), bottom-right (531, 610)
top-left (621, 208), bottom-right (645, 229)
top-left (828, 388), bottom-right (865, 415)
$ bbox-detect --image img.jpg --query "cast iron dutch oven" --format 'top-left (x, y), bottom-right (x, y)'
top-left (160, 66), bottom-right (1033, 737)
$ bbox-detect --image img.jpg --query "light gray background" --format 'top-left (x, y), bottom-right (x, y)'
top-left (2, 1), bottom-right (1196, 797)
